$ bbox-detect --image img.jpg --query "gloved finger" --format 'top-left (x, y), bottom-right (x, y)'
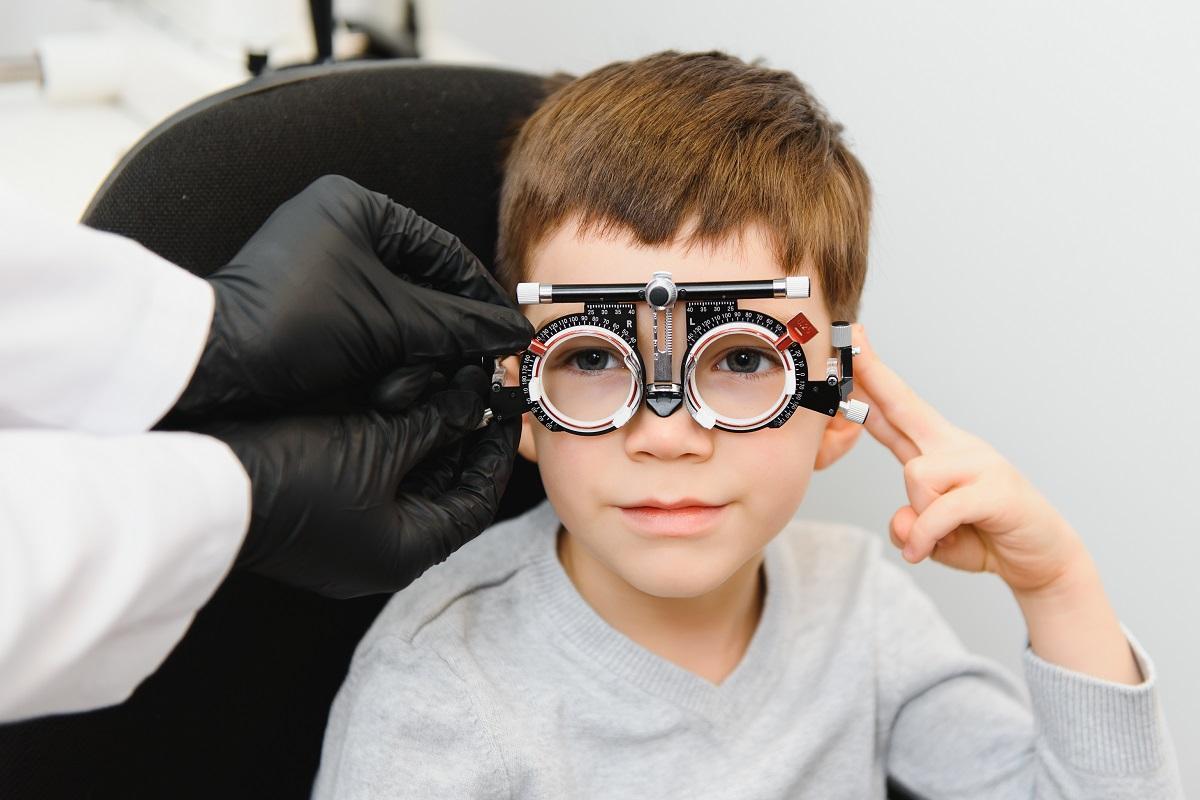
top-left (446, 363), bottom-right (490, 399)
top-left (382, 362), bottom-right (487, 413)
top-left (386, 386), bottom-right (486, 479)
top-left (439, 417), bottom-right (518, 524)
top-left (395, 364), bottom-right (492, 494)
top-left (375, 196), bottom-right (516, 310)
top-left (397, 281), bottom-right (534, 362)
top-left (283, 175), bottom-right (512, 312)
top-left (389, 418), bottom-right (518, 576)
top-left (397, 440), bottom-right (463, 500)
top-left (370, 363), bottom-right (436, 413)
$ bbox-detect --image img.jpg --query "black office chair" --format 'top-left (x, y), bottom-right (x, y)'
top-left (0, 59), bottom-right (923, 800)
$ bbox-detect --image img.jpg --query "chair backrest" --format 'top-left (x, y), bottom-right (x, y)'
top-left (0, 60), bottom-right (549, 798)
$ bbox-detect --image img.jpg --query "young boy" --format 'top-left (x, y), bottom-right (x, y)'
top-left (313, 52), bottom-right (1182, 798)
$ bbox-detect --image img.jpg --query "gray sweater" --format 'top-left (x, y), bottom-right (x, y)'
top-left (313, 501), bottom-right (1182, 799)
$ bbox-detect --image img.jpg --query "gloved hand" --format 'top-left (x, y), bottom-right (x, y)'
top-left (202, 366), bottom-right (520, 598)
top-left (173, 174), bottom-right (532, 414)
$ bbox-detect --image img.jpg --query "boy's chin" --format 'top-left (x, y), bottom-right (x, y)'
top-left (618, 558), bottom-right (742, 599)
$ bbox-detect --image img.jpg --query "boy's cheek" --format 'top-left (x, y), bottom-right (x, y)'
top-left (533, 431), bottom-right (603, 505)
top-left (532, 415), bottom-right (820, 507)
top-left (729, 427), bottom-right (820, 514)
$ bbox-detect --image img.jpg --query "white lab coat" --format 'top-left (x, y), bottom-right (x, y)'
top-left (0, 186), bottom-right (250, 722)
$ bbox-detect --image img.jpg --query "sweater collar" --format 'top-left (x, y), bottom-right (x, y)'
top-left (525, 501), bottom-right (796, 722)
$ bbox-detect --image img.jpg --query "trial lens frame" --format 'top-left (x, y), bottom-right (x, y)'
top-left (486, 272), bottom-right (870, 434)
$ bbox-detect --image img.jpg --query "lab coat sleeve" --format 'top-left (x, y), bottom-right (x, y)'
top-left (0, 184), bottom-right (215, 435)
top-left (0, 428), bottom-right (251, 722)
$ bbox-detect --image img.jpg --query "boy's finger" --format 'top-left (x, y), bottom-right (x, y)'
top-left (902, 448), bottom-right (987, 515)
top-left (901, 483), bottom-right (987, 563)
top-left (929, 527), bottom-right (991, 574)
top-left (889, 505), bottom-right (917, 549)
top-left (852, 324), bottom-right (955, 451)
top-left (856, 380), bottom-right (921, 464)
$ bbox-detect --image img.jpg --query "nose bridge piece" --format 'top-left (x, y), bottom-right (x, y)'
top-left (645, 391), bottom-right (683, 417)
top-left (643, 270), bottom-right (683, 418)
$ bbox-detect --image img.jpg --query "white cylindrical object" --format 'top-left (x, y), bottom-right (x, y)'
top-left (35, 32), bottom-right (127, 105)
top-left (516, 282), bottom-right (541, 305)
top-left (784, 276), bottom-right (810, 298)
top-left (839, 399), bottom-right (869, 425)
top-left (831, 322), bottom-right (852, 348)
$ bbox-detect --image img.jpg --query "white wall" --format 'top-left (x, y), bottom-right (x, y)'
top-left (0, 0), bottom-right (108, 57)
top-left (422, 0), bottom-right (1200, 791)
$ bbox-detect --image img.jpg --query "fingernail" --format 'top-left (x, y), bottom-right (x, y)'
top-left (902, 544), bottom-right (916, 562)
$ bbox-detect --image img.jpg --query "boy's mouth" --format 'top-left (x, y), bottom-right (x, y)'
top-left (617, 499), bottom-right (728, 537)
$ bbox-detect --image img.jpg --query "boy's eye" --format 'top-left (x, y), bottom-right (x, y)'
top-left (559, 348), bottom-right (619, 372)
top-left (714, 348), bottom-right (772, 374)
top-left (574, 349), bottom-right (613, 370)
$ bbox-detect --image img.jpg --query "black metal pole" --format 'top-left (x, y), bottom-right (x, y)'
top-left (310, 0), bottom-right (334, 62)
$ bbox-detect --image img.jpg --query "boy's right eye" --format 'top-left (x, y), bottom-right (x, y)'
top-left (564, 348), bottom-right (618, 372)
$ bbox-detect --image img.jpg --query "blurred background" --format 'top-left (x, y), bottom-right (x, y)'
top-left (3, 0), bottom-right (1197, 792)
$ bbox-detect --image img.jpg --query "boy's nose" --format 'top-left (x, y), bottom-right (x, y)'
top-left (622, 395), bottom-right (714, 461)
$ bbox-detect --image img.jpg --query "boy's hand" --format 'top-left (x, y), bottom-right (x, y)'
top-left (850, 324), bottom-right (1087, 595)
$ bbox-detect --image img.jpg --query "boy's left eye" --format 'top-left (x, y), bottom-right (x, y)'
top-left (715, 348), bottom-right (770, 374)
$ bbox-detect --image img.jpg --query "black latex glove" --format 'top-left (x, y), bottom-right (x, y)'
top-left (203, 366), bottom-right (520, 598)
top-left (174, 174), bottom-right (532, 414)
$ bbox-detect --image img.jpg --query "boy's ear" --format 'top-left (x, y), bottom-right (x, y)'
top-left (500, 355), bottom-right (538, 463)
top-left (813, 409), bottom-right (864, 470)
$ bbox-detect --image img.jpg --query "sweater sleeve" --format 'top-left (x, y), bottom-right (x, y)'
top-left (313, 632), bottom-right (512, 800)
top-left (874, 558), bottom-right (1183, 799)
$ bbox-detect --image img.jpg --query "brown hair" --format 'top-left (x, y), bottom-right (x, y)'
top-left (496, 51), bottom-right (872, 322)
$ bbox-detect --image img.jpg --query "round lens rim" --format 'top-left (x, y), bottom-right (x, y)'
top-left (527, 323), bottom-right (643, 434)
top-left (683, 322), bottom-right (796, 431)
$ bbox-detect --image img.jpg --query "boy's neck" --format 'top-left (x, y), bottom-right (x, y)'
top-left (556, 527), bottom-right (765, 685)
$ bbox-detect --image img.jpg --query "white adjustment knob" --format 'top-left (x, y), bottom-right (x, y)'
top-left (784, 276), bottom-right (810, 298)
top-left (516, 282), bottom-right (541, 305)
top-left (831, 322), bottom-right (852, 348)
top-left (839, 399), bottom-right (869, 425)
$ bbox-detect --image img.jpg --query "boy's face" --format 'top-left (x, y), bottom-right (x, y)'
top-left (509, 216), bottom-right (860, 598)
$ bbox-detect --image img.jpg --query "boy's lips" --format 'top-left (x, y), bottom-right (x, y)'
top-left (617, 500), bottom-right (728, 537)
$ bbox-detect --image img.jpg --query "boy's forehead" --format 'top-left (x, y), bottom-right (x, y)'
top-left (527, 216), bottom-right (784, 284)
top-left (522, 217), bottom-right (831, 332)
